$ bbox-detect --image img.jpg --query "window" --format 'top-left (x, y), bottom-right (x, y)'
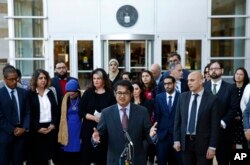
top-left (210, 0), bottom-right (246, 75)
top-left (12, 0), bottom-right (45, 76)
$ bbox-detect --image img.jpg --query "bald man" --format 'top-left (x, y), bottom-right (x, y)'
top-left (174, 71), bottom-right (220, 165)
top-left (150, 64), bottom-right (163, 85)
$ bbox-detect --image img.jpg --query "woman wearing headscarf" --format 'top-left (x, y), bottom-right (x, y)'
top-left (108, 59), bottom-right (121, 87)
top-left (58, 79), bottom-right (82, 165)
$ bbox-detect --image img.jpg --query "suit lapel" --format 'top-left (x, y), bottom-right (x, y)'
top-left (161, 93), bottom-right (170, 113)
top-left (128, 104), bottom-right (136, 132)
top-left (16, 88), bottom-right (22, 114)
top-left (216, 81), bottom-right (226, 97)
top-left (197, 91), bottom-right (208, 121)
top-left (113, 105), bottom-right (124, 132)
top-left (183, 92), bottom-right (192, 128)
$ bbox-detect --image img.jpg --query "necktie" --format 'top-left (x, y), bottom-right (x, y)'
top-left (212, 84), bottom-right (217, 95)
top-left (188, 94), bottom-right (199, 134)
top-left (11, 90), bottom-right (20, 123)
top-left (121, 108), bottom-right (128, 130)
top-left (168, 96), bottom-right (172, 112)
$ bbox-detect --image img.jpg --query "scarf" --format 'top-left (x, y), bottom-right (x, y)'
top-left (58, 92), bottom-right (70, 145)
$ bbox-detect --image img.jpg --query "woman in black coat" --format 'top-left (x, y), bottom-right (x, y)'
top-left (26, 69), bottom-right (58, 165)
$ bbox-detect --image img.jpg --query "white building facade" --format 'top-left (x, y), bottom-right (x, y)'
top-left (4, 0), bottom-right (250, 88)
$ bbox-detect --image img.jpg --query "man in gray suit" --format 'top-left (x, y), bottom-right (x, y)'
top-left (92, 80), bottom-right (156, 165)
top-left (174, 71), bottom-right (220, 165)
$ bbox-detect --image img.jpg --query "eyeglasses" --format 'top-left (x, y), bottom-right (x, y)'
top-left (164, 82), bottom-right (174, 85)
top-left (209, 67), bottom-right (221, 71)
top-left (56, 67), bottom-right (66, 70)
top-left (5, 78), bottom-right (18, 82)
top-left (116, 91), bottom-right (130, 97)
top-left (168, 60), bottom-right (178, 63)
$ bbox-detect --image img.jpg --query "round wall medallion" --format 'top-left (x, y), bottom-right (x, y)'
top-left (116, 5), bottom-right (138, 27)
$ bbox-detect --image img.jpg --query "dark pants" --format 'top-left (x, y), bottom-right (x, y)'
top-left (61, 151), bottom-right (81, 165)
top-left (26, 160), bottom-right (49, 165)
top-left (182, 135), bottom-right (212, 165)
top-left (216, 129), bottom-right (232, 165)
top-left (156, 137), bottom-right (182, 165)
top-left (0, 135), bottom-right (26, 165)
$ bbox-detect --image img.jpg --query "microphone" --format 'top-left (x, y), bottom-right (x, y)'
top-left (123, 130), bottom-right (133, 146)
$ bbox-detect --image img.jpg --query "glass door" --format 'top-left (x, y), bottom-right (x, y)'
top-left (102, 34), bottom-right (154, 81)
top-left (161, 36), bottom-right (204, 72)
top-left (52, 37), bottom-right (95, 90)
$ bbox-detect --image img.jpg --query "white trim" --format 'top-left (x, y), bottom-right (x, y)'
top-left (4, 16), bottom-right (48, 19)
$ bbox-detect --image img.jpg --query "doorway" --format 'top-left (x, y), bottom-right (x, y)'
top-left (101, 34), bottom-right (154, 80)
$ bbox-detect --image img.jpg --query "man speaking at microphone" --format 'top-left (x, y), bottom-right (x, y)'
top-left (92, 80), bottom-right (157, 165)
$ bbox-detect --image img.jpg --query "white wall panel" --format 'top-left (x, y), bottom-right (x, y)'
top-left (47, 0), bottom-right (99, 34)
top-left (157, 0), bottom-right (208, 34)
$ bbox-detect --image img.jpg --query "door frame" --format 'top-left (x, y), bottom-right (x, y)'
top-left (101, 34), bottom-right (154, 72)
top-left (158, 34), bottom-right (207, 72)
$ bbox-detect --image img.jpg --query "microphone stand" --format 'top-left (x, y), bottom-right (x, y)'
top-left (120, 130), bottom-right (133, 165)
top-left (120, 142), bottom-right (132, 165)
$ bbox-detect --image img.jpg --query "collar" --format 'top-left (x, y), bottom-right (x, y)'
top-left (192, 88), bottom-right (204, 96)
top-left (118, 103), bottom-right (130, 111)
top-left (211, 79), bottom-right (222, 86)
top-left (5, 84), bottom-right (16, 93)
top-left (166, 91), bottom-right (176, 98)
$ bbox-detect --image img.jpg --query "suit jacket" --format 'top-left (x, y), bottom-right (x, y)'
top-left (204, 80), bottom-right (238, 129)
top-left (97, 103), bottom-right (152, 165)
top-left (243, 101), bottom-right (250, 129)
top-left (154, 91), bottom-right (180, 141)
top-left (0, 86), bottom-right (30, 142)
top-left (174, 90), bottom-right (220, 154)
top-left (28, 89), bottom-right (58, 132)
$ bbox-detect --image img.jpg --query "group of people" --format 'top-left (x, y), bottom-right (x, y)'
top-left (0, 53), bottom-right (250, 165)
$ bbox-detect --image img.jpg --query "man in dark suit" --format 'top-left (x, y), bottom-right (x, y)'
top-left (0, 65), bottom-right (30, 165)
top-left (204, 61), bottom-right (238, 165)
top-left (162, 52), bottom-right (190, 80)
top-left (174, 71), bottom-right (220, 165)
top-left (92, 80), bottom-right (156, 165)
top-left (157, 63), bottom-right (189, 94)
top-left (154, 75), bottom-right (181, 165)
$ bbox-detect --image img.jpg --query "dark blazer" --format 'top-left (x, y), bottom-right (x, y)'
top-left (27, 89), bottom-right (58, 161)
top-left (0, 86), bottom-right (30, 142)
top-left (204, 80), bottom-right (238, 128)
top-left (28, 89), bottom-right (58, 131)
top-left (174, 90), bottom-right (220, 154)
top-left (0, 86), bottom-right (30, 165)
top-left (155, 91), bottom-right (180, 141)
top-left (97, 103), bottom-right (152, 165)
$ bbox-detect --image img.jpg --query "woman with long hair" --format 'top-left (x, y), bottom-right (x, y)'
top-left (231, 67), bottom-right (249, 150)
top-left (79, 68), bottom-right (116, 165)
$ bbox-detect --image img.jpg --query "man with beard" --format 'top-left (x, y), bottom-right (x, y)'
top-left (154, 76), bottom-right (182, 165)
top-left (51, 62), bottom-right (79, 165)
top-left (51, 62), bottom-right (79, 105)
top-left (204, 61), bottom-right (238, 165)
